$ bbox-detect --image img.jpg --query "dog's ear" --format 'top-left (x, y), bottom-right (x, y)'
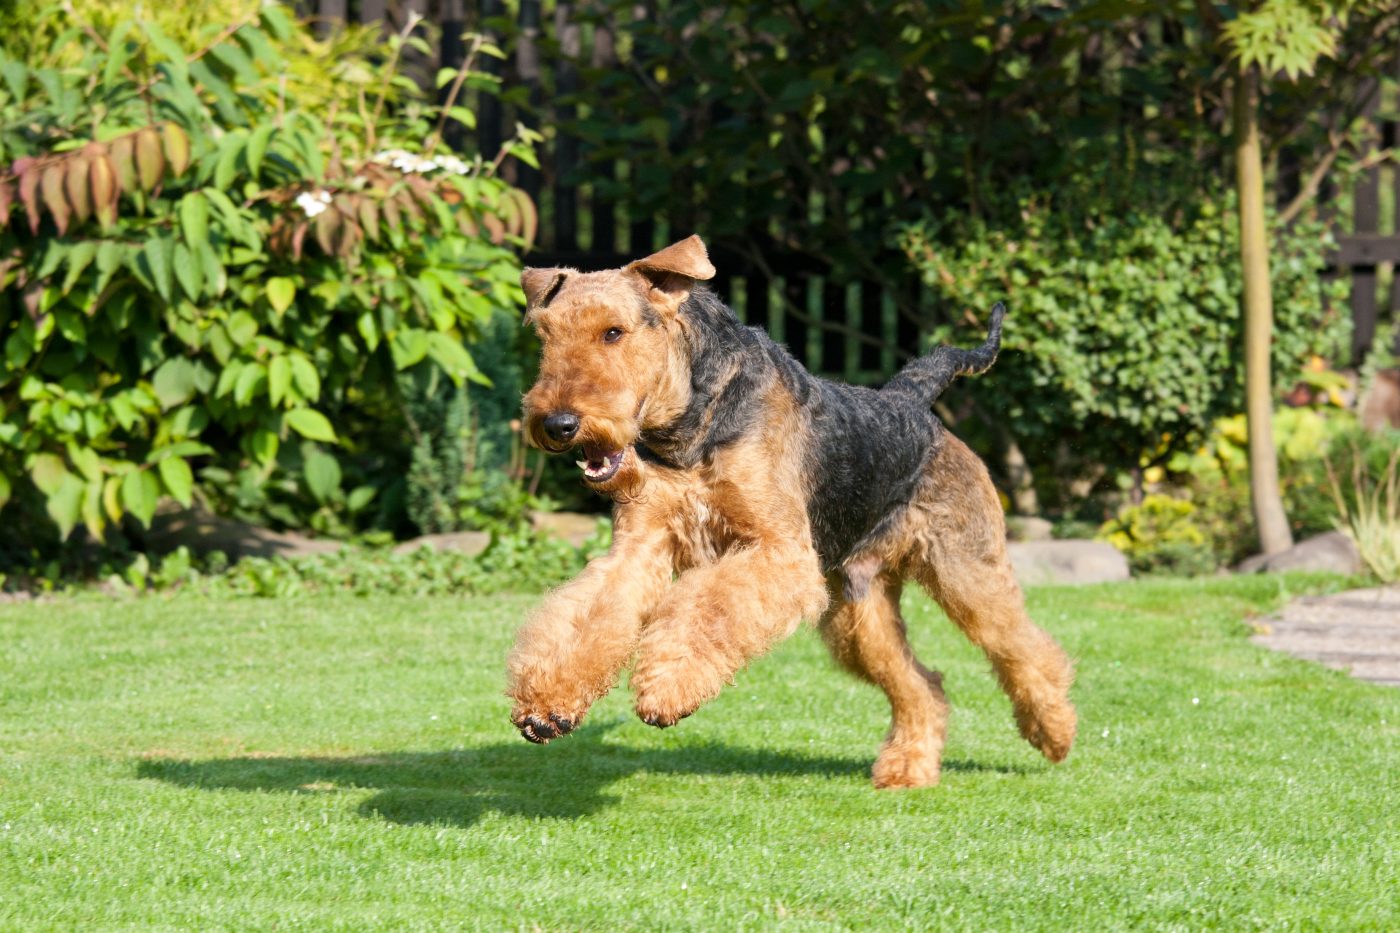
top-left (627, 235), bottom-right (716, 315)
top-left (521, 267), bottom-right (567, 314)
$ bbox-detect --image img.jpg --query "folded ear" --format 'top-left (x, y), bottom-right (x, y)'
top-left (629, 235), bottom-right (716, 282)
top-left (521, 267), bottom-right (567, 312)
top-left (627, 235), bottom-right (716, 315)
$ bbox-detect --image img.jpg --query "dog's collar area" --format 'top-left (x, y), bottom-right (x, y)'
top-left (632, 440), bottom-right (682, 471)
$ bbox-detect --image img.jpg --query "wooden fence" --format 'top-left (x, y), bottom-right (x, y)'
top-left (303, 0), bottom-right (1400, 374)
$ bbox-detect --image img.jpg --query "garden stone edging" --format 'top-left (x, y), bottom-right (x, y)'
top-left (1006, 540), bottom-right (1130, 586)
top-left (1252, 586), bottom-right (1400, 687)
top-left (1235, 531), bottom-right (1362, 576)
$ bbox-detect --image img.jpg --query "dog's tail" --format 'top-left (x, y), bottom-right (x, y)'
top-left (883, 302), bottom-right (1005, 408)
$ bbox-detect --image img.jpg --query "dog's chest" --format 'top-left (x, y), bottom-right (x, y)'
top-left (666, 487), bottom-right (735, 571)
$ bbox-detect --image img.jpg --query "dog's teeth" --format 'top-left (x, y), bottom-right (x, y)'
top-left (575, 460), bottom-right (588, 469)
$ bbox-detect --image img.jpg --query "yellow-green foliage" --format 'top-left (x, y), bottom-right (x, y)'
top-left (1099, 494), bottom-right (1216, 576)
top-left (1327, 445), bottom-right (1400, 584)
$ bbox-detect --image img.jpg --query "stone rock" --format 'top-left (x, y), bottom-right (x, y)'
top-left (1235, 531), bottom-right (1362, 576)
top-left (142, 503), bottom-right (342, 561)
top-left (1007, 540), bottom-right (1130, 586)
top-left (392, 531), bottom-right (491, 557)
top-left (531, 511), bottom-right (604, 548)
top-left (1006, 516), bottom-right (1054, 542)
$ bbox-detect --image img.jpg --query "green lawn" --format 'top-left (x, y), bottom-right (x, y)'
top-left (1, 576), bottom-right (1396, 930)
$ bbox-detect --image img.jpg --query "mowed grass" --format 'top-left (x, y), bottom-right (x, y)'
top-left (1, 576), bottom-right (1396, 931)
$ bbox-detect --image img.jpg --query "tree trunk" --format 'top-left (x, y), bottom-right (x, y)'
top-left (1233, 67), bottom-right (1294, 555)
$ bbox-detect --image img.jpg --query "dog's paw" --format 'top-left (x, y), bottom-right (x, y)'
top-left (510, 708), bottom-right (582, 744)
top-left (633, 681), bottom-right (704, 730)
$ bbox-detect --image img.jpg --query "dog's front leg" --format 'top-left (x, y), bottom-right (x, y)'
top-left (631, 539), bottom-right (828, 728)
top-left (507, 519), bottom-right (673, 743)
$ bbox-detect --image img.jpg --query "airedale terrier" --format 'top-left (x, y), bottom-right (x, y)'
top-left (505, 235), bottom-right (1076, 788)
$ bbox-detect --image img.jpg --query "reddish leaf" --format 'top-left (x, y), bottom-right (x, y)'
top-left (110, 135), bottom-right (138, 194)
top-left (290, 221), bottom-right (308, 262)
top-left (14, 157), bottom-right (42, 234)
top-left (0, 179), bottom-right (11, 227)
top-left (65, 154), bottom-right (92, 224)
top-left (482, 211), bottom-right (505, 244)
top-left (89, 150), bottom-right (118, 229)
top-left (357, 197), bottom-right (380, 242)
top-left (161, 123), bottom-right (191, 176)
top-left (314, 208), bottom-right (340, 255)
top-left (40, 163), bottom-right (70, 235)
top-left (381, 197), bottom-right (402, 232)
top-left (135, 127), bottom-right (165, 192)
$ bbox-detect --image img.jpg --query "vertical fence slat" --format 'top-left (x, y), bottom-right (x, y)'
top-left (589, 12), bottom-right (619, 255)
top-left (746, 272), bottom-right (771, 341)
top-left (553, 5), bottom-right (581, 253)
top-left (359, 0), bottom-right (386, 24)
top-left (477, 0), bottom-right (505, 162)
top-left (821, 279), bottom-right (845, 373)
top-left (1350, 78), bottom-right (1381, 365)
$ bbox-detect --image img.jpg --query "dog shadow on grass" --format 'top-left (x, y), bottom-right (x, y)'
top-left (136, 722), bottom-right (1025, 829)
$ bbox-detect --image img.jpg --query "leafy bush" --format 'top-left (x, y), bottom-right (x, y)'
top-left (899, 195), bottom-right (1348, 495)
top-left (0, 6), bottom-right (537, 546)
top-left (1098, 494), bottom-right (1218, 576)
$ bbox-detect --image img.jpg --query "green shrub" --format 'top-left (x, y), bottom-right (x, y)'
top-left (1098, 494), bottom-right (1218, 576)
top-left (0, 6), bottom-right (537, 547)
top-left (899, 194), bottom-right (1348, 495)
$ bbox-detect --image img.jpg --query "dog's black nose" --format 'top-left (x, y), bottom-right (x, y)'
top-left (542, 412), bottom-right (580, 443)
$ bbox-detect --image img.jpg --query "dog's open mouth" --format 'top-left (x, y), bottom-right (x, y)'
top-left (575, 445), bottom-right (626, 484)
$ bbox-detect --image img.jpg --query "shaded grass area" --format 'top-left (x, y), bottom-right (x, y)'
top-left (1, 576), bottom-right (1396, 929)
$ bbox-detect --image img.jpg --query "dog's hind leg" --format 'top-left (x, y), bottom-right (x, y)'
top-left (904, 435), bottom-right (1077, 763)
top-left (820, 572), bottom-right (949, 789)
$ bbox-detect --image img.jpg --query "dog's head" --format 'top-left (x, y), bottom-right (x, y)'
top-left (519, 235), bottom-right (715, 493)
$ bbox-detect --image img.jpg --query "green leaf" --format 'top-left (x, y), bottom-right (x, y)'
top-left (152, 357), bottom-right (197, 410)
top-left (246, 123), bottom-right (275, 177)
top-left (226, 310), bottom-right (258, 346)
top-left (179, 192), bottom-right (209, 249)
top-left (29, 452), bottom-right (68, 496)
top-left (82, 477), bottom-right (106, 541)
top-left (61, 241), bottom-right (98, 294)
top-left (303, 448), bottom-right (341, 503)
top-left (266, 277), bottom-right (296, 314)
top-left (289, 354), bottom-right (320, 401)
top-left (284, 408), bottom-right (336, 443)
top-left (213, 130), bottom-right (247, 190)
top-left (93, 241), bottom-right (125, 295)
top-left (46, 473), bottom-right (85, 540)
top-left (268, 355), bottom-right (291, 407)
top-left (142, 235), bottom-right (175, 302)
top-left (0, 472), bottom-right (9, 510)
top-left (346, 485), bottom-right (376, 512)
top-left (120, 468), bottom-right (160, 526)
top-left (157, 455), bottom-right (194, 506)
top-left (426, 332), bottom-right (484, 385)
top-left (389, 329), bottom-right (429, 369)
top-left (102, 20), bottom-right (136, 89)
top-left (248, 427), bottom-right (278, 465)
top-left (172, 242), bottom-right (204, 301)
top-left (234, 362), bottom-right (265, 406)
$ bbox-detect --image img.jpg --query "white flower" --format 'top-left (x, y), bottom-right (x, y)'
top-left (432, 154), bottom-right (471, 176)
top-left (295, 190), bottom-right (331, 218)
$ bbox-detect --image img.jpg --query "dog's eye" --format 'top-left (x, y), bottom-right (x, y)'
top-left (602, 327), bottom-right (624, 344)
